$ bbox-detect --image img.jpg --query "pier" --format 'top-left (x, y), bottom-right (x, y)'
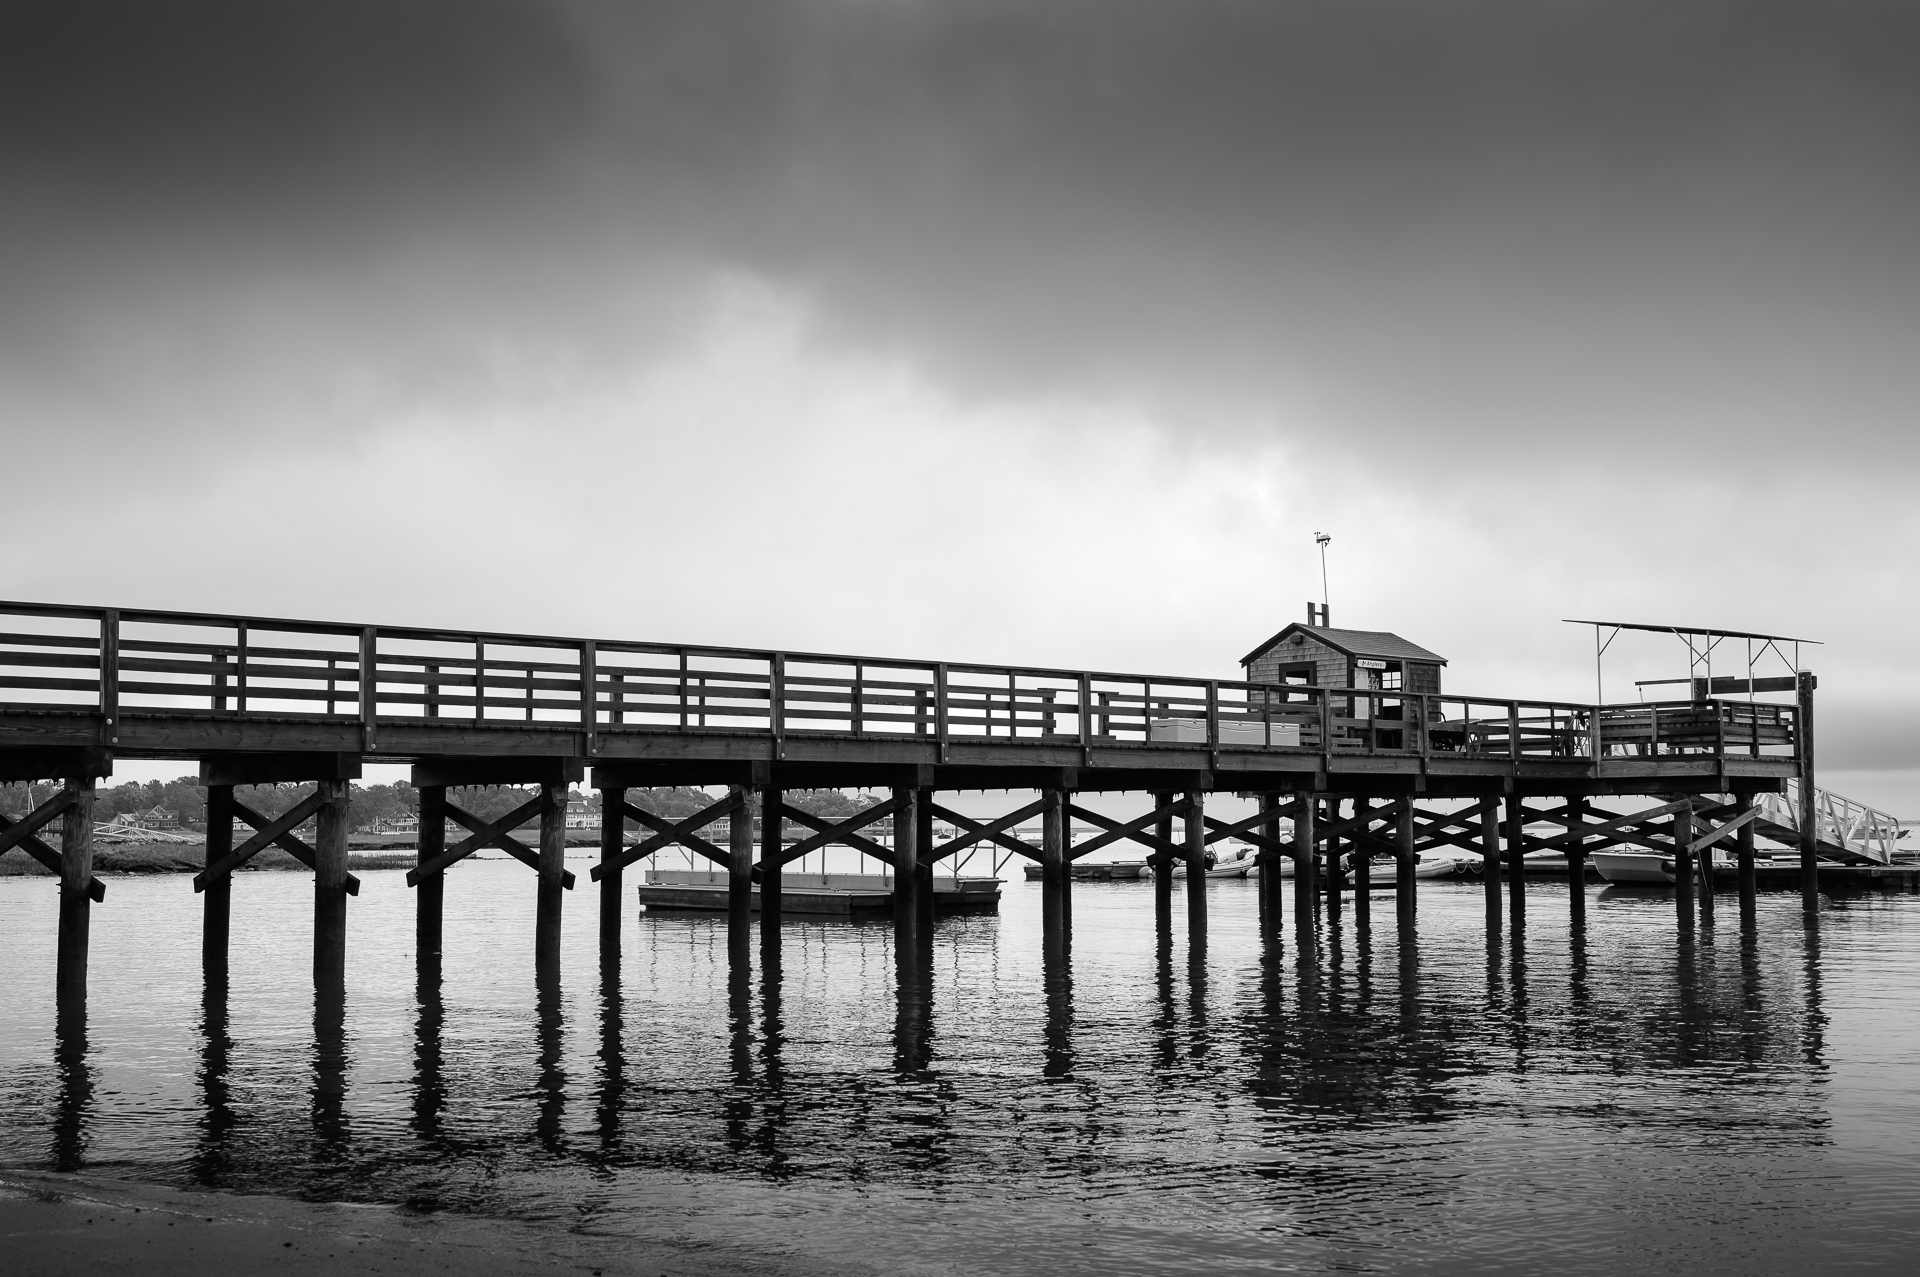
top-left (0, 600), bottom-right (1896, 1015)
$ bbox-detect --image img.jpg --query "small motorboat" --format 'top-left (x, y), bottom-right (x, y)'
top-left (1170, 843), bottom-right (1263, 878)
top-left (1591, 850), bottom-right (1733, 884)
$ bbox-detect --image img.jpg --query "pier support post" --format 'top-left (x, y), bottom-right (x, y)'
top-left (1504, 794), bottom-right (1526, 918)
top-left (535, 781), bottom-right (567, 979)
top-left (1672, 797), bottom-right (1696, 926)
top-left (1042, 788), bottom-right (1069, 959)
top-left (1152, 791), bottom-right (1174, 931)
top-left (597, 784), bottom-right (623, 958)
top-left (1257, 794), bottom-right (1281, 941)
top-left (1350, 798), bottom-right (1371, 928)
top-left (728, 784), bottom-right (755, 957)
top-left (760, 787), bottom-right (783, 951)
top-left (1565, 796), bottom-right (1587, 926)
top-left (1184, 789), bottom-right (1206, 944)
top-left (203, 784), bottom-right (233, 975)
top-left (1735, 793), bottom-right (1758, 918)
top-left (56, 778), bottom-right (96, 1009)
top-left (1797, 671), bottom-right (1818, 912)
top-left (417, 786), bottom-right (446, 960)
top-left (1293, 792), bottom-right (1317, 915)
top-left (1480, 801), bottom-right (1502, 927)
top-left (1696, 795), bottom-right (1716, 920)
top-left (1396, 798), bottom-right (1416, 923)
top-left (313, 779), bottom-right (350, 994)
top-left (892, 786), bottom-right (920, 950)
top-left (916, 790), bottom-right (936, 940)
top-left (1322, 799), bottom-right (1343, 916)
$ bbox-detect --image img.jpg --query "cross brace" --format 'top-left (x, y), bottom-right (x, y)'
top-left (618, 795), bottom-right (738, 871)
top-left (1689, 804), bottom-right (1760, 854)
top-left (406, 794), bottom-right (574, 888)
top-left (0, 792), bottom-right (105, 902)
top-left (777, 796), bottom-right (903, 869)
top-left (591, 792), bottom-right (741, 881)
top-left (1066, 802), bottom-right (1186, 861)
top-left (930, 801), bottom-right (1047, 864)
top-left (195, 791), bottom-right (363, 895)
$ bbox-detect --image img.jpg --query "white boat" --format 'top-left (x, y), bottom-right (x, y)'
top-left (1169, 844), bottom-right (1263, 878)
top-left (1590, 851), bottom-right (1673, 884)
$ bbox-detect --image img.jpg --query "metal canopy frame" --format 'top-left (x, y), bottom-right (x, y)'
top-left (1564, 620), bottom-right (1820, 705)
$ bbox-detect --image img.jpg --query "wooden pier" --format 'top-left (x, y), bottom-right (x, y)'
top-left (0, 599), bottom-right (1889, 1012)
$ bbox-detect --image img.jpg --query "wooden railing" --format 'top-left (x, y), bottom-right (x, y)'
top-left (0, 601), bottom-right (1802, 764)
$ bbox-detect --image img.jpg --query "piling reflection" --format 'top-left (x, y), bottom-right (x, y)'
top-left (893, 940), bottom-right (934, 1077)
top-left (534, 970), bottom-right (565, 1155)
top-left (310, 987), bottom-right (348, 1163)
top-left (50, 1002), bottom-right (90, 1173)
top-left (412, 951), bottom-right (446, 1149)
top-left (1042, 931), bottom-right (1074, 1078)
top-left (595, 953), bottom-right (626, 1157)
top-left (192, 973), bottom-right (234, 1186)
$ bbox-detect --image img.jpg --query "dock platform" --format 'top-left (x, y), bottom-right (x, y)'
top-left (640, 870), bottom-right (1001, 916)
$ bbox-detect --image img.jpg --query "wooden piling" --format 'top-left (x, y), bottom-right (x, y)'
top-left (1152, 791), bottom-right (1174, 928)
top-left (729, 784), bottom-right (755, 953)
top-left (597, 784), bottom-right (623, 957)
top-left (56, 778), bottom-right (95, 1008)
top-left (916, 789), bottom-right (936, 940)
top-left (1042, 788), bottom-right (1068, 957)
top-left (313, 778), bottom-right (349, 993)
top-left (1565, 796), bottom-right (1587, 924)
top-left (416, 785), bottom-right (446, 959)
top-left (536, 780), bottom-right (567, 978)
top-left (1351, 798), bottom-right (1371, 927)
top-left (1322, 798), bottom-right (1342, 915)
top-left (1672, 797), bottom-right (1696, 925)
top-left (1480, 801), bottom-right (1502, 925)
top-left (892, 786), bottom-right (920, 948)
top-left (1293, 792), bottom-right (1317, 914)
top-left (202, 784), bottom-right (233, 974)
top-left (1504, 793), bottom-right (1526, 917)
top-left (1257, 794), bottom-right (1281, 940)
top-left (760, 787), bottom-right (784, 948)
top-left (1735, 792), bottom-right (1758, 915)
top-left (1695, 794), bottom-right (1716, 919)
top-left (1184, 788), bottom-right (1206, 942)
top-left (1395, 798), bottom-right (1416, 922)
top-left (1797, 671), bottom-right (1818, 911)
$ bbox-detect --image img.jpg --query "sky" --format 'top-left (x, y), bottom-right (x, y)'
top-left (4, 2), bottom-right (1916, 809)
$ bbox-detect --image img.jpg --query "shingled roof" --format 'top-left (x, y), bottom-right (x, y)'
top-left (1240, 624), bottom-right (1448, 668)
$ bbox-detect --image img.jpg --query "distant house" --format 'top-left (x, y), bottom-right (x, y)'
top-left (132, 804), bottom-right (180, 830)
top-left (565, 794), bottom-right (596, 830)
top-left (370, 815), bottom-right (420, 835)
top-left (1241, 609), bottom-right (1448, 750)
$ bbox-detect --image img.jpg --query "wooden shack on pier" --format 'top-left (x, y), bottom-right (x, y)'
top-left (1241, 610), bottom-right (1448, 750)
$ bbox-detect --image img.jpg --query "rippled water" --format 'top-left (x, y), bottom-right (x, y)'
top-left (5, 858), bottom-right (1920, 1274)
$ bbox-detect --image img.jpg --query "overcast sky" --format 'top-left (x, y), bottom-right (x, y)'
top-left (5, 2), bottom-right (1916, 807)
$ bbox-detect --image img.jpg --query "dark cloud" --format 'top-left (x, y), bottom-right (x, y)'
top-left (5, 1), bottom-right (1919, 466)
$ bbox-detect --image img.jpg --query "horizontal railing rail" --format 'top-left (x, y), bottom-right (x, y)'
top-left (0, 600), bottom-right (1802, 766)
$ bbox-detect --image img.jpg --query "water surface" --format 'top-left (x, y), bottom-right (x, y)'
top-left (4, 860), bottom-right (1918, 1274)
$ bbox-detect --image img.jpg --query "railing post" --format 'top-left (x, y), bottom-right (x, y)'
top-left (359, 628), bottom-right (379, 751)
top-left (580, 640), bottom-right (597, 754)
top-left (98, 610), bottom-right (119, 747)
top-left (474, 641), bottom-right (486, 723)
top-left (1078, 673), bottom-right (1092, 748)
top-left (1507, 703), bottom-right (1520, 761)
top-left (770, 653), bottom-right (786, 758)
top-left (236, 622), bottom-right (250, 714)
top-left (1206, 681), bottom-right (1219, 748)
top-left (852, 662), bottom-right (865, 735)
top-left (935, 664), bottom-right (949, 760)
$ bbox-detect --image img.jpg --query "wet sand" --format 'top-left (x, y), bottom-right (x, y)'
top-left (1, 1171), bottom-right (822, 1277)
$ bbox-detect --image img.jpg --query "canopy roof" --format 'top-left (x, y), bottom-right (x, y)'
top-left (1563, 619), bottom-right (1820, 645)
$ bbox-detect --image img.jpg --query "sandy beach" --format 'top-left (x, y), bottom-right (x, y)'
top-left (1, 1170), bottom-right (823, 1277)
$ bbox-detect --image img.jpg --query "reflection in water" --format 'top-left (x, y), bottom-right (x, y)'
top-left (192, 974), bottom-right (235, 1186)
top-left (50, 1003), bottom-right (89, 1173)
top-left (0, 870), bottom-right (1890, 1277)
top-left (311, 987), bottom-right (349, 1164)
top-left (596, 952), bottom-right (626, 1159)
top-left (534, 971), bottom-right (566, 1155)
top-left (413, 952), bottom-right (446, 1150)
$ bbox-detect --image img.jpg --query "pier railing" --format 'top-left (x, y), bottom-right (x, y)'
top-left (0, 602), bottom-right (1801, 765)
